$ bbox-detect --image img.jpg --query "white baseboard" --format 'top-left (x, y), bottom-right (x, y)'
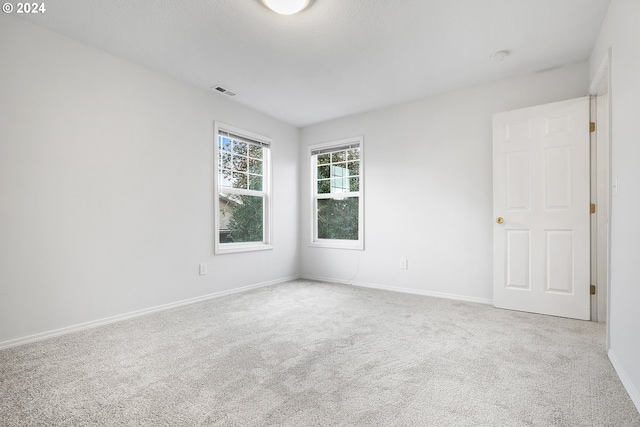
top-left (301, 274), bottom-right (493, 305)
top-left (609, 349), bottom-right (640, 413)
top-left (0, 276), bottom-right (298, 350)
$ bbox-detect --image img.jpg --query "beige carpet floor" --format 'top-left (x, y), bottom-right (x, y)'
top-left (1, 280), bottom-right (639, 426)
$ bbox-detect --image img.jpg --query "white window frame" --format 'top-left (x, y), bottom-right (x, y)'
top-left (309, 136), bottom-right (364, 250)
top-left (214, 122), bottom-right (273, 254)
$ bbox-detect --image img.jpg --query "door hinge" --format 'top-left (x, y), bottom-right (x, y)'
top-left (590, 122), bottom-right (596, 133)
top-left (591, 203), bottom-right (596, 214)
top-left (590, 284), bottom-right (596, 295)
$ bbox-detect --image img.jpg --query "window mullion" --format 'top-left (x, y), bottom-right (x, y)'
top-left (315, 191), bottom-right (360, 200)
top-left (219, 187), bottom-right (265, 198)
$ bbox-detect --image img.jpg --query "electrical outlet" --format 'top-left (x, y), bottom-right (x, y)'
top-left (199, 263), bottom-right (207, 276)
top-left (400, 259), bottom-right (408, 270)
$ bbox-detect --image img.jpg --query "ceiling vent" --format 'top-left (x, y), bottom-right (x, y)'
top-left (212, 85), bottom-right (236, 97)
top-left (490, 50), bottom-right (510, 62)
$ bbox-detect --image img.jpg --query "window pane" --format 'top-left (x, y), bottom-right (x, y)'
top-left (317, 153), bottom-right (330, 165)
top-left (331, 163), bottom-right (347, 178)
top-left (347, 161), bottom-right (359, 176)
top-left (221, 152), bottom-right (232, 170)
top-left (219, 169), bottom-right (232, 187)
top-left (347, 148), bottom-right (359, 161)
top-left (219, 136), bottom-right (232, 152)
top-left (331, 151), bottom-right (346, 163)
top-left (219, 193), bottom-right (263, 243)
top-left (248, 144), bottom-right (263, 159)
top-left (232, 140), bottom-right (247, 156)
top-left (318, 179), bottom-right (330, 194)
top-left (349, 177), bottom-right (359, 192)
top-left (317, 197), bottom-right (359, 240)
top-left (233, 155), bottom-right (247, 172)
top-left (317, 165), bottom-right (330, 179)
top-left (249, 158), bottom-right (262, 175)
top-left (331, 177), bottom-right (347, 193)
top-left (249, 175), bottom-right (263, 191)
top-left (232, 172), bottom-right (247, 189)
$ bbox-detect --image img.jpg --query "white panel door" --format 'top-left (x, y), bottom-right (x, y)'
top-left (493, 97), bottom-right (590, 320)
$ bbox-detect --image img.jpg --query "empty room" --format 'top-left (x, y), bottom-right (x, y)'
top-left (1, 0), bottom-right (639, 425)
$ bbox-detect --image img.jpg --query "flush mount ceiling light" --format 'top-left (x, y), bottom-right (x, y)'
top-left (261, 0), bottom-right (309, 15)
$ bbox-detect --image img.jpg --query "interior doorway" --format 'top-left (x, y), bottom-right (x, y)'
top-left (492, 48), bottom-right (612, 326)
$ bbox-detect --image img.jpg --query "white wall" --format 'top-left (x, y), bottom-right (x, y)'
top-left (590, 0), bottom-right (640, 411)
top-left (300, 62), bottom-right (590, 303)
top-left (1, 7), bottom-right (637, 412)
top-left (0, 15), bottom-right (300, 347)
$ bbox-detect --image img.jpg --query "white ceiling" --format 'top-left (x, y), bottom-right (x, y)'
top-left (20, 0), bottom-right (611, 127)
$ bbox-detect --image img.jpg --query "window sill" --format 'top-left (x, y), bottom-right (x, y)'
top-left (215, 243), bottom-right (274, 255)
top-left (310, 239), bottom-right (363, 251)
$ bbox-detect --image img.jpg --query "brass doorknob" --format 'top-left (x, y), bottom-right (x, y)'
top-left (496, 217), bottom-right (504, 224)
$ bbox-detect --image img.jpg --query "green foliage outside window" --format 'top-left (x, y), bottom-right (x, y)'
top-left (317, 197), bottom-right (359, 240)
top-left (217, 133), bottom-right (267, 246)
top-left (315, 146), bottom-right (360, 241)
top-left (226, 195), bottom-right (264, 243)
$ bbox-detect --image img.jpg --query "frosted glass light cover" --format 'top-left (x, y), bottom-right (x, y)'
top-left (262, 0), bottom-right (310, 15)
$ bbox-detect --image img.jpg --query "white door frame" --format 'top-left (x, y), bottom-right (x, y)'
top-left (588, 49), bottom-right (612, 348)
